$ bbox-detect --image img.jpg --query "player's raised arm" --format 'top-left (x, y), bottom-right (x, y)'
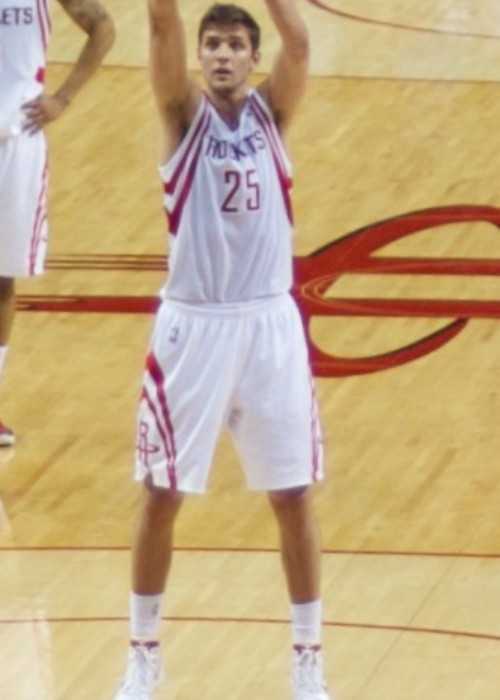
top-left (258, 0), bottom-right (310, 131)
top-left (147, 0), bottom-right (201, 148)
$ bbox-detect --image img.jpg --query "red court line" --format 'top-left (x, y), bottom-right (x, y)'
top-left (46, 254), bottom-right (167, 272)
top-left (0, 546), bottom-right (499, 559)
top-left (0, 615), bottom-right (498, 642)
top-left (306, 0), bottom-right (500, 41)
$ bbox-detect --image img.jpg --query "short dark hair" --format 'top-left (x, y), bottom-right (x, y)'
top-left (198, 3), bottom-right (261, 50)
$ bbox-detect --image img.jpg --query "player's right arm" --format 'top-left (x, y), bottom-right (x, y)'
top-left (147, 0), bottom-right (201, 159)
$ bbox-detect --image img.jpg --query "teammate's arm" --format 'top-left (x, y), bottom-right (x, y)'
top-left (23, 0), bottom-right (115, 133)
top-left (147, 0), bottom-right (201, 159)
top-left (258, 0), bottom-right (309, 131)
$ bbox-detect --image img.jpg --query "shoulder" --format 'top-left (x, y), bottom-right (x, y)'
top-left (159, 88), bottom-right (207, 163)
top-left (254, 83), bottom-right (286, 132)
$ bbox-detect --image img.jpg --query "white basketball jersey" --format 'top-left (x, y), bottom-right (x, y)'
top-left (160, 90), bottom-right (294, 303)
top-left (0, 0), bottom-right (50, 132)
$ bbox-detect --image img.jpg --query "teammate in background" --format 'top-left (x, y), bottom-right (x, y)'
top-left (0, 0), bottom-right (115, 445)
top-left (113, 2), bottom-right (331, 699)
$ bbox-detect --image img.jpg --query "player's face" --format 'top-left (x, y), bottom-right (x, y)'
top-left (198, 24), bottom-right (260, 96)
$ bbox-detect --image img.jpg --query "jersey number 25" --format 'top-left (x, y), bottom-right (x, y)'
top-left (221, 169), bottom-right (260, 213)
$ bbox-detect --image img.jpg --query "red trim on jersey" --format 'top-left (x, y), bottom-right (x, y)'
top-left (250, 97), bottom-right (294, 225)
top-left (36, 0), bottom-right (50, 51)
top-left (140, 386), bottom-right (173, 477)
top-left (35, 67), bottom-right (45, 84)
top-left (168, 117), bottom-right (211, 235)
top-left (41, 0), bottom-right (52, 33)
top-left (250, 94), bottom-right (291, 180)
top-left (164, 104), bottom-right (209, 195)
top-left (146, 352), bottom-right (178, 489)
top-left (29, 158), bottom-right (49, 275)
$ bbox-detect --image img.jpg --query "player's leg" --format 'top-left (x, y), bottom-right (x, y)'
top-left (268, 486), bottom-right (330, 700)
top-left (113, 480), bottom-right (184, 700)
top-left (268, 486), bottom-right (320, 603)
top-left (0, 276), bottom-right (16, 446)
top-left (113, 302), bottom-right (238, 699)
top-left (0, 131), bottom-right (48, 446)
top-left (231, 295), bottom-right (331, 699)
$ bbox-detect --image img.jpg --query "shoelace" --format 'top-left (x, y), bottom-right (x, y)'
top-left (121, 645), bottom-right (159, 692)
top-left (294, 648), bottom-right (327, 693)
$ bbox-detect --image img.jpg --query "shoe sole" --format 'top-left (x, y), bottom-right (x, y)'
top-left (0, 436), bottom-right (15, 447)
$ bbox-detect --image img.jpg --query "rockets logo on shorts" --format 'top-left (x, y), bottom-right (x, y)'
top-left (136, 420), bottom-right (161, 469)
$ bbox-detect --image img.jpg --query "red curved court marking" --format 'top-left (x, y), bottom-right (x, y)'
top-left (0, 615), bottom-right (498, 642)
top-left (0, 545), bottom-right (499, 558)
top-left (306, 0), bottom-right (500, 40)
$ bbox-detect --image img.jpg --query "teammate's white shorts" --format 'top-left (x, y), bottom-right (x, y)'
top-left (135, 293), bottom-right (324, 492)
top-left (0, 130), bottom-right (48, 277)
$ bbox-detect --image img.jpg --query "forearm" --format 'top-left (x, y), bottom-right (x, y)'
top-left (54, 18), bottom-right (115, 104)
top-left (148, 0), bottom-right (181, 33)
top-left (264, 0), bottom-right (309, 58)
top-left (148, 0), bottom-right (192, 111)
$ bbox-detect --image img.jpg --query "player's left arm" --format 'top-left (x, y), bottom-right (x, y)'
top-left (23, 0), bottom-right (115, 133)
top-left (257, 0), bottom-right (309, 132)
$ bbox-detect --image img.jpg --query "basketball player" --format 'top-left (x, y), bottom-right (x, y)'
top-left (0, 0), bottom-right (115, 445)
top-left (113, 2), bottom-right (331, 699)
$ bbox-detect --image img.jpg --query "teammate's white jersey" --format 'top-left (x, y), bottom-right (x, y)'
top-left (0, 0), bottom-right (51, 135)
top-left (160, 89), bottom-right (294, 303)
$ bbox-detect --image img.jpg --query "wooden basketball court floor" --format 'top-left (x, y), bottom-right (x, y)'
top-left (2, 1), bottom-right (500, 698)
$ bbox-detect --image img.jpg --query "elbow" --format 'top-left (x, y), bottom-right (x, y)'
top-left (148, 1), bottom-right (176, 35)
top-left (99, 16), bottom-right (116, 53)
top-left (289, 33), bottom-right (310, 64)
top-left (89, 14), bottom-right (116, 54)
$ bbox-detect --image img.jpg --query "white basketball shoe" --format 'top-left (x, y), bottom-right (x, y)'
top-left (292, 645), bottom-right (331, 700)
top-left (0, 421), bottom-right (15, 447)
top-left (113, 641), bottom-right (164, 700)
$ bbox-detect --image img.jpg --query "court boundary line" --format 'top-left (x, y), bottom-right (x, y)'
top-left (306, 0), bottom-right (500, 41)
top-left (45, 61), bottom-right (500, 86)
top-left (0, 615), bottom-right (498, 642)
top-left (0, 546), bottom-right (499, 558)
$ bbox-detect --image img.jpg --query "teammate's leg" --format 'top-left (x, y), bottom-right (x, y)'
top-left (113, 479), bottom-right (184, 700)
top-left (268, 486), bottom-right (330, 700)
top-left (0, 277), bottom-right (16, 446)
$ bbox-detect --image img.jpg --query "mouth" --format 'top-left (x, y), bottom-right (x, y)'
top-left (213, 69), bottom-right (232, 78)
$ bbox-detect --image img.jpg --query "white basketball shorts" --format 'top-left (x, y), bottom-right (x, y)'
top-left (0, 130), bottom-right (49, 277)
top-left (135, 293), bottom-right (324, 492)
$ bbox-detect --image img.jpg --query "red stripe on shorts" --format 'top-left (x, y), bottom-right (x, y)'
top-left (310, 376), bottom-right (321, 481)
top-left (146, 352), bottom-right (178, 489)
top-left (29, 157), bottom-right (49, 275)
top-left (141, 386), bottom-right (173, 480)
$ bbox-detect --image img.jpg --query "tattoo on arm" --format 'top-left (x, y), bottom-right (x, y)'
top-left (57, 0), bottom-right (110, 33)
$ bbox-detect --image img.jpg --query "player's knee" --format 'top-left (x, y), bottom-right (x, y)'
top-left (143, 480), bottom-right (184, 523)
top-left (268, 485), bottom-right (309, 512)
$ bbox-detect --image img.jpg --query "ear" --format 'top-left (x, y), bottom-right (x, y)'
top-left (252, 50), bottom-right (261, 66)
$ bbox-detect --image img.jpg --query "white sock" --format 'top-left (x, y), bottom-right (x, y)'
top-left (0, 346), bottom-right (8, 377)
top-left (130, 592), bottom-right (163, 642)
top-left (291, 599), bottom-right (322, 647)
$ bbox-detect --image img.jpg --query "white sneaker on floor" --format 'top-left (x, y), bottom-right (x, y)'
top-left (0, 421), bottom-right (15, 447)
top-left (113, 641), bottom-right (164, 700)
top-left (292, 645), bottom-right (331, 700)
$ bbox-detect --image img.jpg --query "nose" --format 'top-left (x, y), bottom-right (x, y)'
top-left (214, 43), bottom-right (231, 61)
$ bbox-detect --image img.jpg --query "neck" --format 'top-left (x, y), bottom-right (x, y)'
top-left (206, 85), bottom-right (250, 118)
